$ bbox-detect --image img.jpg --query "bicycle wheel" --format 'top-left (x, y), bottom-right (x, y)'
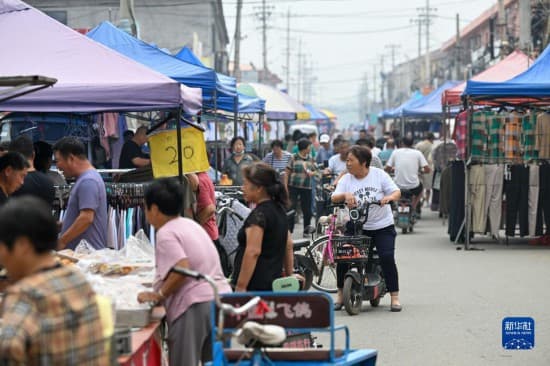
top-left (308, 237), bottom-right (338, 293)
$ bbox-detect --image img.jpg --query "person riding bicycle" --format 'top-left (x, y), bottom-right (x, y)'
top-left (385, 136), bottom-right (430, 214)
top-left (332, 146), bottom-right (402, 312)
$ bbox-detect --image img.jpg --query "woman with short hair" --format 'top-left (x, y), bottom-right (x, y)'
top-left (332, 145), bottom-right (402, 312)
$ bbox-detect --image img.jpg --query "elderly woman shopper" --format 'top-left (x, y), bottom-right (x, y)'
top-left (222, 136), bottom-right (255, 186)
top-left (137, 178), bottom-right (231, 366)
top-left (331, 145), bottom-right (402, 312)
top-left (232, 162), bottom-right (294, 292)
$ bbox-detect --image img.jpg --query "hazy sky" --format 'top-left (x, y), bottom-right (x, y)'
top-left (222, 0), bottom-right (498, 121)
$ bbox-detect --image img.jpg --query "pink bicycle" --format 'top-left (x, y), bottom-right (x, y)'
top-left (305, 204), bottom-right (347, 293)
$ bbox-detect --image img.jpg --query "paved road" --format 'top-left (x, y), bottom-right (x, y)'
top-left (296, 210), bottom-right (550, 365)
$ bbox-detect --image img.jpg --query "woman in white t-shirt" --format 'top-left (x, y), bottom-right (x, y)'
top-left (332, 145), bottom-right (402, 312)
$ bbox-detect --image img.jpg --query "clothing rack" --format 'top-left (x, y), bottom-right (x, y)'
top-left (456, 105), bottom-right (550, 248)
top-left (54, 182), bottom-right (153, 249)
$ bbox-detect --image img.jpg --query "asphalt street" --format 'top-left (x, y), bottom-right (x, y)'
top-left (295, 210), bottom-right (550, 365)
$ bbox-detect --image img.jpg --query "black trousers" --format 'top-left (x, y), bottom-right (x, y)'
top-left (336, 225), bottom-right (399, 293)
top-left (536, 164), bottom-right (550, 235)
top-left (288, 186), bottom-right (312, 233)
top-left (448, 161), bottom-right (465, 242)
top-left (505, 165), bottom-right (529, 237)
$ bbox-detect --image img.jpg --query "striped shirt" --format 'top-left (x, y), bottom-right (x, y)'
top-left (263, 151), bottom-right (293, 173)
top-left (0, 264), bottom-right (108, 365)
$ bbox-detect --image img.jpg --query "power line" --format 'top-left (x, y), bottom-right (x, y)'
top-left (269, 24), bottom-right (415, 35)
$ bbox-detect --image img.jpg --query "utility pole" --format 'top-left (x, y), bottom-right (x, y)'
top-left (410, 17), bottom-right (423, 85)
top-left (233, 0), bottom-right (243, 81)
top-left (497, 0), bottom-right (508, 56)
top-left (417, 1), bottom-right (436, 86)
top-left (455, 13), bottom-right (461, 81)
top-left (518, 0), bottom-right (532, 53)
top-left (286, 8), bottom-right (291, 93)
top-left (297, 38), bottom-right (303, 102)
top-left (385, 44), bottom-right (400, 107)
top-left (372, 64), bottom-right (377, 111)
top-left (262, 0), bottom-right (267, 76)
top-left (380, 55), bottom-right (385, 110)
top-left (254, 0), bottom-right (272, 82)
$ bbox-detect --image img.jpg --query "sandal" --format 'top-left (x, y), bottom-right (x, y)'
top-left (390, 303), bottom-right (402, 312)
top-left (334, 302), bottom-right (343, 311)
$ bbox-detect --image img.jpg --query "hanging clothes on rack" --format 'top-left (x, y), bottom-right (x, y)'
top-left (535, 162), bottom-right (550, 235)
top-left (482, 164), bottom-right (504, 238)
top-left (535, 113), bottom-right (550, 159)
top-left (505, 165), bottom-right (529, 237)
top-left (448, 161), bottom-right (465, 242)
top-left (469, 164), bottom-right (486, 233)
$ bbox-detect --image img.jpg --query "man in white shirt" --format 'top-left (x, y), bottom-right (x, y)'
top-left (385, 136), bottom-right (430, 213)
top-left (327, 140), bottom-right (350, 176)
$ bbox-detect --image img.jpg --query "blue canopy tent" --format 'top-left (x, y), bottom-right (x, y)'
top-left (87, 22), bottom-right (236, 110)
top-left (175, 46), bottom-right (203, 66)
top-left (464, 44), bottom-right (550, 105)
top-left (174, 46), bottom-right (265, 114)
top-left (381, 91), bottom-right (424, 119)
top-left (402, 81), bottom-right (461, 117)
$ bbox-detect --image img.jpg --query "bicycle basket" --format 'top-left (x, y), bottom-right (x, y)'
top-left (331, 235), bottom-right (371, 262)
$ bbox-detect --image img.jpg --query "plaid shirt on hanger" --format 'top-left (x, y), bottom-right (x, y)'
top-left (453, 111), bottom-right (468, 159)
top-left (471, 111), bottom-right (490, 160)
top-left (488, 112), bottom-right (505, 162)
top-left (505, 112), bottom-right (523, 162)
top-left (522, 112), bottom-right (538, 161)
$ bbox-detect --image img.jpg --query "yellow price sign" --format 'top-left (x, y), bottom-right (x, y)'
top-left (149, 128), bottom-right (210, 178)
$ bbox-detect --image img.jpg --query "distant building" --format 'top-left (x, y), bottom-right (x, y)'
top-left (26, 0), bottom-right (230, 73)
top-left (229, 62), bottom-right (283, 88)
top-left (385, 0), bottom-right (548, 107)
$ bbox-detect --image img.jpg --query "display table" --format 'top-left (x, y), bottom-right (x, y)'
top-left (118, 307), bottom-right (165, 366)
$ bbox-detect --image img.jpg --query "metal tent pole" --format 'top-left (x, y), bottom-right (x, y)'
top-left (464, 99), bottom-right (472, 250)
top-left (213, 90), bottom-right (219, 183)
top-left (176, 107), bottom-right (184, 184)
top-left (233, 95), bottom-right (239, 139)
top-left (258, 112), bottom-right (264, 156)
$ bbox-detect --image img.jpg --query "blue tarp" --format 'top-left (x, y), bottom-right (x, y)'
top-left (87, 22), bottom-right (236, 110)
top-left (464, 44), bottom-right (550, 99)
top-left (174, 46), bottom-right (265, 113)
top-left (175, 46), bottom-right (203, 66)
top-left (381, 91), bottom-right (423, 118)
top-left (402, 81), bottom-right (461, 117)
top-left (304, 103), bottom-right (329, 120)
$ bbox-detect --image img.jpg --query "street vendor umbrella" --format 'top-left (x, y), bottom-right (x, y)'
top-left (238, 83), bottom-right (310, 121)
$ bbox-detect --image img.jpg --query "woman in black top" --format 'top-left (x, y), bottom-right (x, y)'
top-left (232, 162), bottom-right (294, 292)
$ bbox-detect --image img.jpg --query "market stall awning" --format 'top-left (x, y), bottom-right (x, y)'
top-left (442, 51), bottom-right (532, 106)
top-left (175, 47), bottom-right (265, 113)
top-left (87, 21), bottom-right (234, 109)
top-left (381, 91), bottom-right (423, 118)
top-left (304, 104), bottom-right (329, 121)
top-left (175, 46), bottom-right (203, 66)
top-left (320, 109), bottom-right (337, 120)
top-left (464, 44), bottom-right (550, 104)
top-left (0, 1), bottom-right (183, 112)
top-left (238, 83), bottom-right (309, 120)
top-left (402, 81), bottom-right (461, 118)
